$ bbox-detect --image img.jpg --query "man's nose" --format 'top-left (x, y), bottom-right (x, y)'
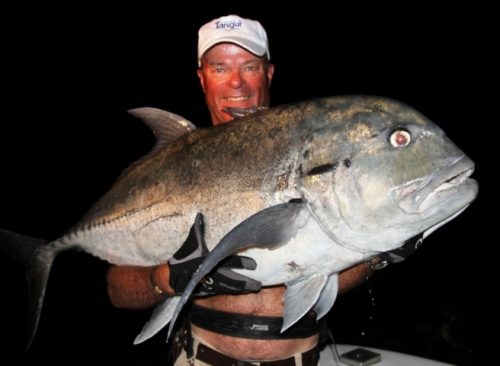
top-left (229, 70), bottom-right (244, 88)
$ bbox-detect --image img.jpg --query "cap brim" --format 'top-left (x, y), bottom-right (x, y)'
top-left (200, 37), bottom-right (267, 60)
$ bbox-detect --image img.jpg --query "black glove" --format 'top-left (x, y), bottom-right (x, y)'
top-left (169, 213), bottom-right (261, 295)
top-left (370, 233), bottom-right (425, 271)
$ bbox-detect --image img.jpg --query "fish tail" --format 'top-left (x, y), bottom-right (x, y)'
top-left (0, 229), bottom-right (56, 348)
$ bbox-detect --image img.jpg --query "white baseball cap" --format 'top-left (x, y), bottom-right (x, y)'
top-left (198, 15), bottom-right (270, 67)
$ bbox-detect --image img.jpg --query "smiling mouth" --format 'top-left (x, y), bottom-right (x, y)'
top-left (224, 96), bottom-right (251, 102)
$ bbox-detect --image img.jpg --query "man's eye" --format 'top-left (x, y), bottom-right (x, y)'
top-left (245, 64), bottom-right (261, 73)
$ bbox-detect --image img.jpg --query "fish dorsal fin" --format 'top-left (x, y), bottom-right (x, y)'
top-left (128, 107), bottom-right (196, 152)
top-left (282, 274), bottom-right (328, 332)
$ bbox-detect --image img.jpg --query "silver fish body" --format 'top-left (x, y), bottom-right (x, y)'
top-left (0, 95), bottom-right (478, 345)
top-left (67, 96), bottom-right (476, 262)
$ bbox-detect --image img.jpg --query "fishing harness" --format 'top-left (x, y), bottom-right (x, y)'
top-left (171, 304), bottom-right (323, 365)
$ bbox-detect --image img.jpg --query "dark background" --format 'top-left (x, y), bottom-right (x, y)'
top-left (0, 4), bottom-right (497, 366)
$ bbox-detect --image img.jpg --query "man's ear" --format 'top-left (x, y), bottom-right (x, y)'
top-left (197, 68), bottom-right (206, 93)
top-left (267, 63), bottom-right (275, 87)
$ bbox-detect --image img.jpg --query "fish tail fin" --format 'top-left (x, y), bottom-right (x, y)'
top-left (0, 229), bottom-right (56, 349)
top-left (0, 229), bottom-right (46, 265)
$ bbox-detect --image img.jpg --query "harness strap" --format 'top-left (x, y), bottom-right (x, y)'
top-left (195, 342), bottom-right (320, 366)
top-left (190, 303), bottom-right (319, 339)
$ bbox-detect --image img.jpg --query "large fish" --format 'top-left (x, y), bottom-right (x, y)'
top-left (0, 95), bottom-right (478, 347)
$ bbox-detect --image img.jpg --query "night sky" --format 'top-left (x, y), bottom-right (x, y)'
top-left (1, 4), bottom-right (497, 366)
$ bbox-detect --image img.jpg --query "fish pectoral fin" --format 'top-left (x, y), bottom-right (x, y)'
top-left (127, 107), bottom-right (196, 153)
top-left (167, 200), bottom-right (309, 339)
top-left (216, 200), bottom-right (308, 252)
top-left (313, 273), bottom-right (339, 320)
top-left (134, 296), bottom-right (181, 345)
top-left (283, 274), bottom-right (328, 332)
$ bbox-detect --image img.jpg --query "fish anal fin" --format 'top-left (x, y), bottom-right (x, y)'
top-left (313, 273), bottom-right (339, 320)
top-left (283, 274), bottom-right (328, 332)
top-left (134, 296), bottom-right (181, 344)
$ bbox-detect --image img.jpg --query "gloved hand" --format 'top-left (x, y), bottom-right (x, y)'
top-left (169, 213), bottom-right (261, 295)
top-left (370, 233), bottom-right (425, 270)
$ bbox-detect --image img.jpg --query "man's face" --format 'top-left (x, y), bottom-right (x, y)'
top-left (197, 43), bottom-right (274, 126)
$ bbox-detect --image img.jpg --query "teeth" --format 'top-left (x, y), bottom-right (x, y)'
top-left (226, 96), bottom-right (250, 102)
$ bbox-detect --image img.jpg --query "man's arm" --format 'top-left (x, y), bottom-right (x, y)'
top-left (107, 257), bottom-right (381, 310)
top-left (107, 264), bottom-right (172, 309)
top-left (338, 259), bottom-right (378, 294)
top-left (107, 212), bottom-right (261, 309)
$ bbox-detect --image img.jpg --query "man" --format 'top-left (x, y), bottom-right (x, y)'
top-left (107, 15), bottom-right (380, 365)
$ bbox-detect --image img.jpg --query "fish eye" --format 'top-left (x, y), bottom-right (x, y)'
top-left (389, 128), bottom-right (411, 148)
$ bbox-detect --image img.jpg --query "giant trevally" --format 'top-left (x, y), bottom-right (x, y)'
top-left (0, 95), bottom-right (478, 347)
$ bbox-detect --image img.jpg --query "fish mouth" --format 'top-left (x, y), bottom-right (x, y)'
top-left (393, 155), bottom-right (478, 214)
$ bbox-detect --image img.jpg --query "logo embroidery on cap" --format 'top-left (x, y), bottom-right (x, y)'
top-left (215, 19), bottom-right (242, 30)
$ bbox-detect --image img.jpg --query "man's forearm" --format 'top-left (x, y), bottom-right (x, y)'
top-left (338, 258), bottom-right (380, 294)
top-left (107, 257), bottom-right (380, 309)
top-left (107, 264), bottom-right (173, 309)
